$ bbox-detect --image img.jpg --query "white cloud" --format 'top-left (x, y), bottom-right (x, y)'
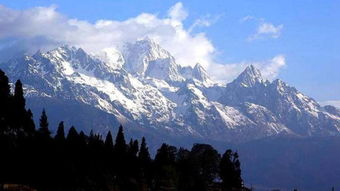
top-left (248, 22), bottom-right (283, 41)
top-left (0, 3), bottom-right (286, 84)
top-left (259, 55), bottom-right (286, 80)
top-left (0, 3), bottom-right (213, 68)
top-left (208, 55), bottom-right (286, 83)
top-left (258, 23), bottom-right (283, 37)
top-left (189, 14), bottom-right (222, 32)
top-left (168, 2), bottom-right (188, 22)
top-left (240, 16), bottom-right (255, 23)
top-left (242, 16), bottom-right (283, 41)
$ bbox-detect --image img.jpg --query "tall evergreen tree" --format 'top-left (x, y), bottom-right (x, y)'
top-left (55, 121), bottom-right (65, 142)
top-left (14, 80), bottom-right (25, 110)
top-left (0, 70), bottom-right (10, 133)
top-left (0, 69), bottom-right (10, 100)
top-left (78, 131), bottom-right (87, 146)
top-left (128, 139), bottom-right (139, 157)
top-left (105, 131), bottom-right (113, 149)
top-left (89, 130), bottom-right (94, 139)
top-left (131, 140), bottom-right (139, 157)
top-left (112, 126), bottom-right (129, 189)
top-left (129, 138), bottom-right (133, 149)
top-left (114, 125), bottom-right (126, 154)
top-left (38, 109), bottom-right (50, 137)
top-left (25, 109), bottom-right (36, 134)
top-left (67, 126), bottom-right (79, 141)
top-left (9, 80), bottom-right (27, 133)
top-left (232, 152), bottom-right (242, 188)
top-left (138, 137), bottom-right (151, 164)
top-left (138, 137), bottom-right (151, 183)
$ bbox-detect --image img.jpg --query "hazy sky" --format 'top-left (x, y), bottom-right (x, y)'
top-left (0, 0), bottom-right (339, 106)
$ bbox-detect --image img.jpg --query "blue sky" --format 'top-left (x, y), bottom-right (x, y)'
top-left (0, 0), bottom-right (339, 105)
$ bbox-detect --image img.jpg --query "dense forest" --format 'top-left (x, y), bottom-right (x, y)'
top-left (0, 69), bottom-right (247, 191)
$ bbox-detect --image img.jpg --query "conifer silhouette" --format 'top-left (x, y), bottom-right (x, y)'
top-left (55, 121), bottom-right (65, 142)
top-left (38, 109), bottom-right (50, 137)
top-left (14, 80), bottom-right (25, 111)
top-left (114, 125), bottom-right (126, 154)
top-left (105, 131), bottom-right (113, 149)
top-left (139, 137), bottom-right (151, 164)
top-left (0, 70), bottom-right (10, 133)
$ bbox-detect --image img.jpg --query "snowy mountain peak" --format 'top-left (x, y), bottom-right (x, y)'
top-left (178, 63), bottom-right (215, 86)
top-left (233, 65), bottom-right (264, 87)
top-left (192, 63), bottom-right (214, 85)
top-left (138, 36), bottom-right (158, 47)
top-left (272, 79), bottom-right (287, 89)
top-left (123, 38), bottom-right (174, 77)
top-left (193, 63), bottom-right (207, 78)
top-left (41, 45), bottom-right (82, 62)
top-left (96, 48), bottom-right (125, 70)
top-left (53, 45), bottom-right (78, 53)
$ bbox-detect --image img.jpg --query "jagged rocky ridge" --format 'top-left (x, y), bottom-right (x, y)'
top-left (1, 39), bottom-right (339, 143)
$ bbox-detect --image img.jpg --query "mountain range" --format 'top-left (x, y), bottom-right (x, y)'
top-left (0, 38), bottom-right (339, 145)
top-left (1, 38), bottom-right (340, 190)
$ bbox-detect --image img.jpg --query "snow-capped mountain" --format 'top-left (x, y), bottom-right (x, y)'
top-left (1, 39), bottom-right (339, 143)
top-left (123, 38), bottom-right (184, 82)
top-left (221, 65), bottom-right (340, 136)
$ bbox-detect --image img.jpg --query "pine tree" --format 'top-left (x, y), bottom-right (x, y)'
top-left (113, 125), bottom-right (128, 187)
top-left (132, 140), bottom-right (139, 157)
top-left (105, 131), bottom-right (113, 149)
top-left (0, 70), bottom-right (10, 133)
top-left (220, 149), bottom-right (233, 190)
top-left (89, 130), bottom-right (94, 139)
top-left (138, 137), bottom-right (151, 185)
top-left (128, 139), bottom-right (139, 157)
top-left (25, 109), bottom-right (36, 133)
top-left (8, 80), bottom-right (27, 133)
top-left (232, 152), bottom-right (242, 188)
top-left (38, 109), bottom-right (50, 137)
top-left (79, 131), bottom-right (87, 146)
top-left (138, 137), bottom-right (151, 164)
top-left (88, 130), bottom-right (102, 148)
top-left (0, 69), bottom-right (10, 100)
top-left (129, 138), bottom-right (133, 149)
top-left (55, 121), bottom-right (65, 142)
top-left (67, 126), bottom-right (79, 141)
top-left (114, 125), bottom-right (126, 154)
top-left (14, 80), bottom-right (25, 111)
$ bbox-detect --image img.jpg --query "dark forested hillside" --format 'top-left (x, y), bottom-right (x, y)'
top-left (0, 69), bottom-right (246, 191)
